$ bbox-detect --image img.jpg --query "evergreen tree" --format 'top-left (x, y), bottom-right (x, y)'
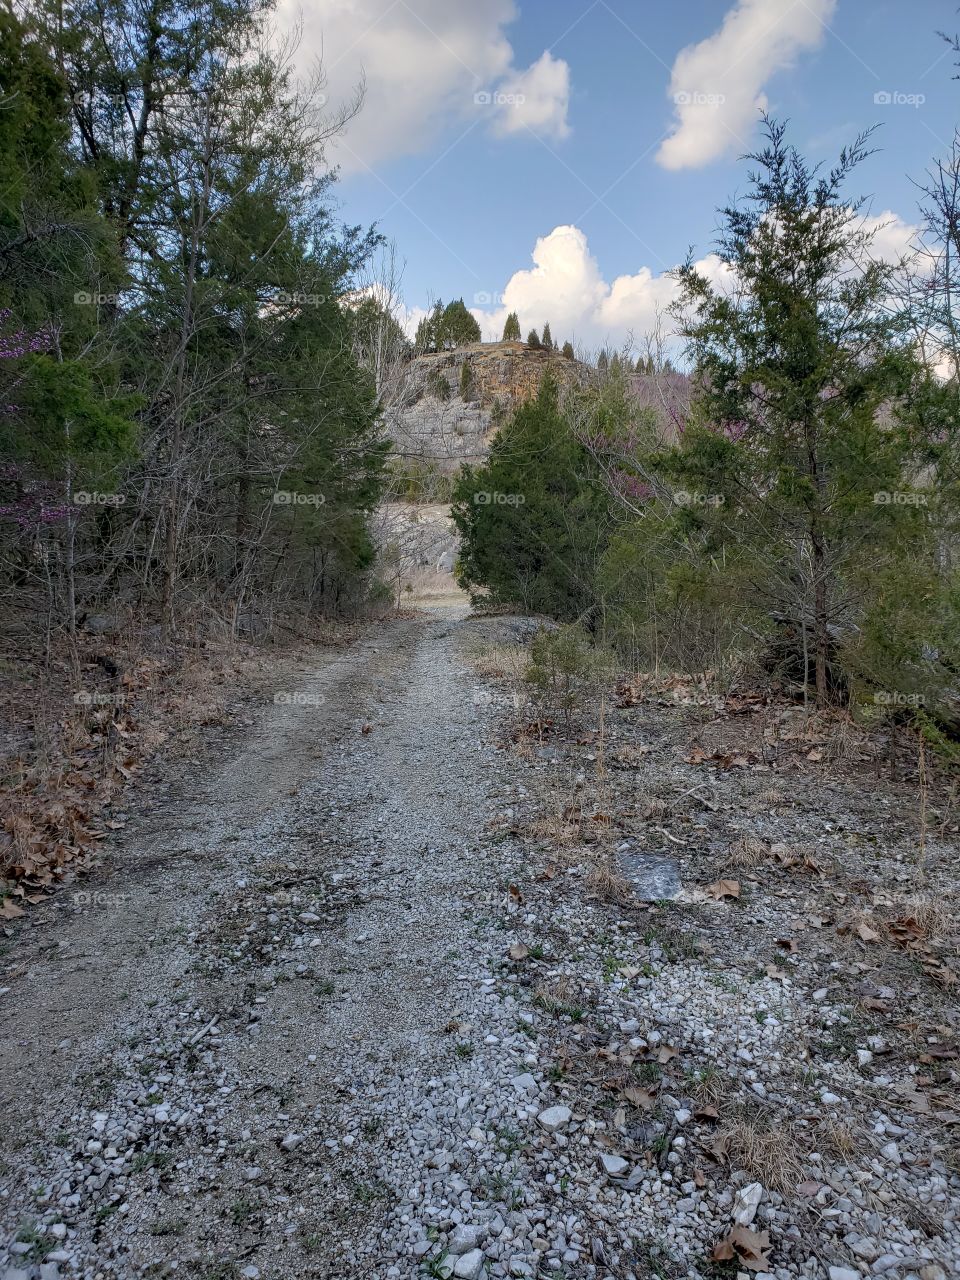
top-left (561, 340), bottom-right (575, 360)
top-left (597, 350), bottom-right (608, 371)
top-left (502, 311), bottom-right (521, 341)
top-left (436, 298), bottom-right (481, 348)
top-left (668, 117), bottom-right (921, 703)
top-left (452, 375), bottom-right (613, 621)
top-left (541, 322), bottom-right (553, 350)
top-left (527, 328), bottom-right (541, 348)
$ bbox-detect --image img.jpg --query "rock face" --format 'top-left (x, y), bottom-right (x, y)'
top-left (385, 341), bottom-right (586, 474)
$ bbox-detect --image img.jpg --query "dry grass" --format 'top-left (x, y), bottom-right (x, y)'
top-left (901, 894), bottom-right (951, 940)
top-left (525, 810), bottom-right (584, 848)
top-left (584, 853), bottom-right (633, 905)
top-left (725, 834), bottom-right (770, 869)
top-left (818, 1116), bottom-right (862, 1161)
top-left (468, 641), bottom-right (529, 682)
top-left (757, 786), bottom-right (786, 809)
top-left (718, 1110), bottom-right (805, 1196)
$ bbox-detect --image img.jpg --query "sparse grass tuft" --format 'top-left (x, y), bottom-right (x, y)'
top-left (718, 1109), bottom-right (805, 1195)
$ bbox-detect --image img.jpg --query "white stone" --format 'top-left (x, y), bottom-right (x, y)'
top-left (600, 1153), bottom-right (629, 1177)
top-left (510, 1073), bottom-right (537, 1095)
top-left (537, 1106), bottom-right (571, 1133)
top-left (453, 1249), bottom-right (485, 1279)
top-left (733, 1182), bottom-right (763, 1225)
top-left (448, 1225), bottom-right (482, 1256)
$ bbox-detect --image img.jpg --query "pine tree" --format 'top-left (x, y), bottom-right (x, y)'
top-left (452, 374), bottom-right (613, 620)
top-left (541, 322), bottom-right (553, 350)
top-left (436, 298), bottom-right (481, 349)
top-left (597, 351), bottom-right (608, 371)
top-left (502, 312), bottom-right (521, 341)
top-left (561, 341), bottom-right (575, 360)
top-left (527, 329), bottom-right (541, 349)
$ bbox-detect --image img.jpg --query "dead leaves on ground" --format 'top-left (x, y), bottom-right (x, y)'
top-left (711, 1226), bottom-right (773, 1271)
top-left (685, 745), bottom-right (758, 769)
top-left (705, 878), bottom-right (741, 900)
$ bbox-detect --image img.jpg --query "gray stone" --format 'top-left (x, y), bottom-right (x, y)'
top-left (509, 1073), bottom-right (537, 1096)
top-left (600, 1153), bottom-right (629, 1177)
top-left (453, 1250), bottom-right (485, 1279)
top-left (537, 1106), bottom-right (571, 1133)
top-left (615, 845), bottom-right (681, 900)
top-left (448, 1225), bottom-right (482, 1256)
top-left (829, 1269), bottom-right (862, 1280)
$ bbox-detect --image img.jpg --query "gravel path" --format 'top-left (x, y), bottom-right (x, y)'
top-left (0, 609), bottom-right (550, 1280)
top-left (3, 612), bottom-right (954, 1280)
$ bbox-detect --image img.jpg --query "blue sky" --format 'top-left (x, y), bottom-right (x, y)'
top-left (282, 0), bottom-right (959, 351)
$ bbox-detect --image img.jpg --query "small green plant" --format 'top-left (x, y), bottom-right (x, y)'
top-left (424, 1248), bottom-right (452, 1278)
top-left (150, 1216), bottom-right (186, 1237)
top-left (14, 1222), bottom-right (55, 1260)
top-left (427, 367), bottom-right (451, 402)
top-left (230, 1198), bottom-right (255, 1227)
top-left (454, 1042), bottom-right (474, 1059)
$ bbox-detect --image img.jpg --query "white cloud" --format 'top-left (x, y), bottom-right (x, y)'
top-left (277, 0), bottom-right (569, 173)
top-left (860, 210), bottom-right (919, 266)
top-left (465, 212), bottom-right (917, 353)
top-left (657, 0), bottom-right (837, 171)
top-left (469, 224), bottom-right (727, 351)
top-left (491, 51), bottom-right (570, 140)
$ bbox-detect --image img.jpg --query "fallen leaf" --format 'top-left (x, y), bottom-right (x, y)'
top-left (855, 921), bottom-right (881, 942)
top-left (706, 879), bottom-right (740, 900)
top-left (776, 937), bottom-right (798, 952)
top-left (656, 1044), bottom-right (679, 1063)
top-left (621, 1086), bottom-right (657, 1111)
top-left (711, 1227), bottom-right (773, 1271)
top-left (693, 1168), bottom-right (707, 1188)
top-left (509, 943), bottom-right (529, 961)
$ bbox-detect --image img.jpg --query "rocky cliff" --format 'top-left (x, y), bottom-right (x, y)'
top-left (385, 340), bottom-right (587, 473)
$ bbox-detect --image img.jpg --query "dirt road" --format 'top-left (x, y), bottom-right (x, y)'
top-left (0, 608), bottom-right (539, 1279)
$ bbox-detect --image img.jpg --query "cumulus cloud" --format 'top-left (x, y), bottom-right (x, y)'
top-left (491, 51), bottom-right (570, 140)
top-left (657, 0), bottom-right (837, 171)
top-left (276, 0), bottom-right (569, 173)
top-left (464, 224), bottom-right (727, 352)
top-left (459, 212), bottom-right (918, 354)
